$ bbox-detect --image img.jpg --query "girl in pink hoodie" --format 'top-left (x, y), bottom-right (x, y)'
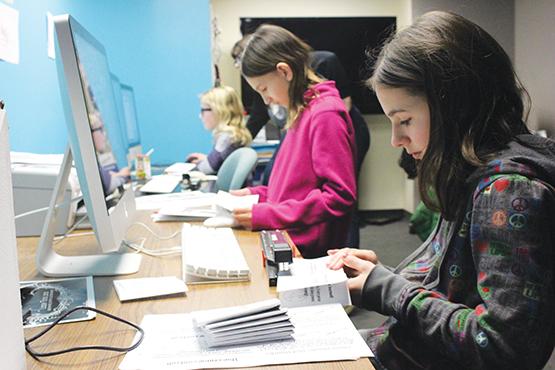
top-left (232, 25), bottom-right (357, 258)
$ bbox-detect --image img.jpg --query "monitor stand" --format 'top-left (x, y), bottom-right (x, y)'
top-left (37, 145), bottom-right (141, 277)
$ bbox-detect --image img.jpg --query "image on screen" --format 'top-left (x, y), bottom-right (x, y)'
top-left (72, 31), bottom-right (130, 201)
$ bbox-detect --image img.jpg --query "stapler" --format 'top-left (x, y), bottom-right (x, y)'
top-left (260, 230), bottom-right (294, 286)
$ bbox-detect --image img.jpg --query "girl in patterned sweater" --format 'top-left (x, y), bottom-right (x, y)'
top-left (328, 11), bottom-right (555, 370)
top-left (186, 86), bottom-right (251, 175)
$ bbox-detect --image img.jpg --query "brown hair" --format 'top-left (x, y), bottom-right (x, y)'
top-left (240, 24), bottom-right (321, 128)
top-left (368, 11), bottom-right (530, 220)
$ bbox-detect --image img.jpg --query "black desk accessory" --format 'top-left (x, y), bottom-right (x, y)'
top-left (260, 230), bottom-right (293, 286)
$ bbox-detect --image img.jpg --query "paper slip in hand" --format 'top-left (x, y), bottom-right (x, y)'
top-left (156, 192), bottom-right (217, 219)
top-left (215, 190), bottom-right (259, 212)
top-left (113, 276), bottom-right (188, 301)
top-left (277, 256), bottom-right (351, 308)
top-left (202, 191), bottom-right (260, 227)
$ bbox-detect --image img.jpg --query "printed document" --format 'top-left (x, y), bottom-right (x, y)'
top-left (277, 256), bottom-right (351, 308)
top-left (119, 303), bottom-right (372, 369)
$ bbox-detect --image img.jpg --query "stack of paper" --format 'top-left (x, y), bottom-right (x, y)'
top-left (277, 256), bottom-right (351, 308)
top-left (152, 192), bottom-right (217, 222)
top-left (192, 299), bottom-right (293, 348)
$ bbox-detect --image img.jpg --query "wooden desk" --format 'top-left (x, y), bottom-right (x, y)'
top-left (18, 212), bottom-right (373, 370)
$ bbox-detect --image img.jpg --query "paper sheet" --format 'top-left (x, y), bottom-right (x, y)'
top-left (113, 276), bottom-right (188, 302)
top-left (136, 191), bottom-right (215, 211)
top-left (46, 11), bottom-right (55, 59)
top-left (119, 303), bottom-right (372, 369)
top-left (164, 162), bottom-right (196, 175)
top-left (0, 3), bottom-right (19, 64)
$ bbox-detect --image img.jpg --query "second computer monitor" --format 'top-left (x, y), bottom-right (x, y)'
top-left (120, 84), bottom-right (142, 165)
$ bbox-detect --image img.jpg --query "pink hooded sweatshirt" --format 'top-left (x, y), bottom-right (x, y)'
top-left (249, 81), bottom-right (357, 258)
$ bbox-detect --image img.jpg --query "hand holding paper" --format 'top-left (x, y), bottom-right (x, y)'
top-left (203, 191), bottom-right (259, 228)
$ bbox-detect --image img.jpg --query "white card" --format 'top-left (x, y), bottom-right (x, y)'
top-left (113, 276), bottom-right (188, 302)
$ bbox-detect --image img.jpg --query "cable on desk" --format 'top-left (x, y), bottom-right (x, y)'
top-left (123, 238), bottom-right (182, 257)
top-left (121, 221), bottom-right (182, 257)
top-left (127, 221), bottom-right (181, 240)
top-left (25, 306), bottom-right (144, 359)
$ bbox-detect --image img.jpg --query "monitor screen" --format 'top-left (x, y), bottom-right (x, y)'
top-left (240, 17), bottom-right (396, 114)
top-left (120, 84), bottom-right (141, 148)
top-left (72, 31), bottom-right (129, 197)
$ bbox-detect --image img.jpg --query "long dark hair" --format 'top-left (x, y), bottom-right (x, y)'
top-left (368, 11), bottom-right (531, 220)
top-left (240, 24), bottom-right (320, 128)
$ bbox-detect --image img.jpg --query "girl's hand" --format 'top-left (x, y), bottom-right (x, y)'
top-left (186, 153), bottom-right (206, 164)
top-left (342, 253), bottom-right (376, 306)
top-left (327, 248), bottom-right (378, 273)
top-left (117, 167), bottom-right (131, 178)
top-left (230, 188), bottom-right (252, 196)
top-left (232, 207), bottom-right (253, 230)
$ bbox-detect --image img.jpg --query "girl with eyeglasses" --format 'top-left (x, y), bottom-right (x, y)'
top-left (186, 85), bottom-right (252, 174)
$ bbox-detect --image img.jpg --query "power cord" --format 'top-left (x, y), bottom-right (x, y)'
top-left (14, 195), bottom-right (83, 220)
top-left (53, 213), bottom-right (92, 244)
top-left (25, 306), bottom-right (144, 359)
top-left (123, 238), bottom-right (182, 257)
top-left (122, 222), bottom-right (182, 257)
top-left (127, 221), bottom-right (181, 240)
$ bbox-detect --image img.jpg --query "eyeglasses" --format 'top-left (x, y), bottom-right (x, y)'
top-left (200, 107), bottom-right (212, 114)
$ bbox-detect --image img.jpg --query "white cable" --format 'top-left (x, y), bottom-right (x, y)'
top-left (122, 238), bottom-right (182, 257)
top-left (14, 195), bottom-right (83, 220)
top-left (53, 214), bottom-right (90, 244)
top-left (53, 231), bottom-right (94, 241)
top-left (126, 221), bottom-right (181, 240)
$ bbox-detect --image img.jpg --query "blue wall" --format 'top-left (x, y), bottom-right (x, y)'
top-left (0, 0), bottom-right (213, 165)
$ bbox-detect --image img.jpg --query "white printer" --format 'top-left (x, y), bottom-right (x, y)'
top-left (10, 152), bottom-right (80, 237)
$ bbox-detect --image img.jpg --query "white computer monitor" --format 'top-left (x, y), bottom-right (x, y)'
top-left (37, 14), bottom-right (141, 277)
top-left (120, 84), bottom-right (143, 165)
top-left (0, 108), bottom-right (26, 369)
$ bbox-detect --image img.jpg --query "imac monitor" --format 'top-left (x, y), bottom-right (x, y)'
top-left (37, 14), bottom-right (141, 276)
top-left (120, 84), bottom-right (142, 165)
top-left (0, 108), bottom-right (26, 369)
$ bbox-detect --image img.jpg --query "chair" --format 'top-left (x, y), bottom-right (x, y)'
top-left (216, 147), bottom-right (258, 192)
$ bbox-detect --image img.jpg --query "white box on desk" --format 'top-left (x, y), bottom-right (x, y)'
top-left (11, 164), bottom-right (78, 236)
